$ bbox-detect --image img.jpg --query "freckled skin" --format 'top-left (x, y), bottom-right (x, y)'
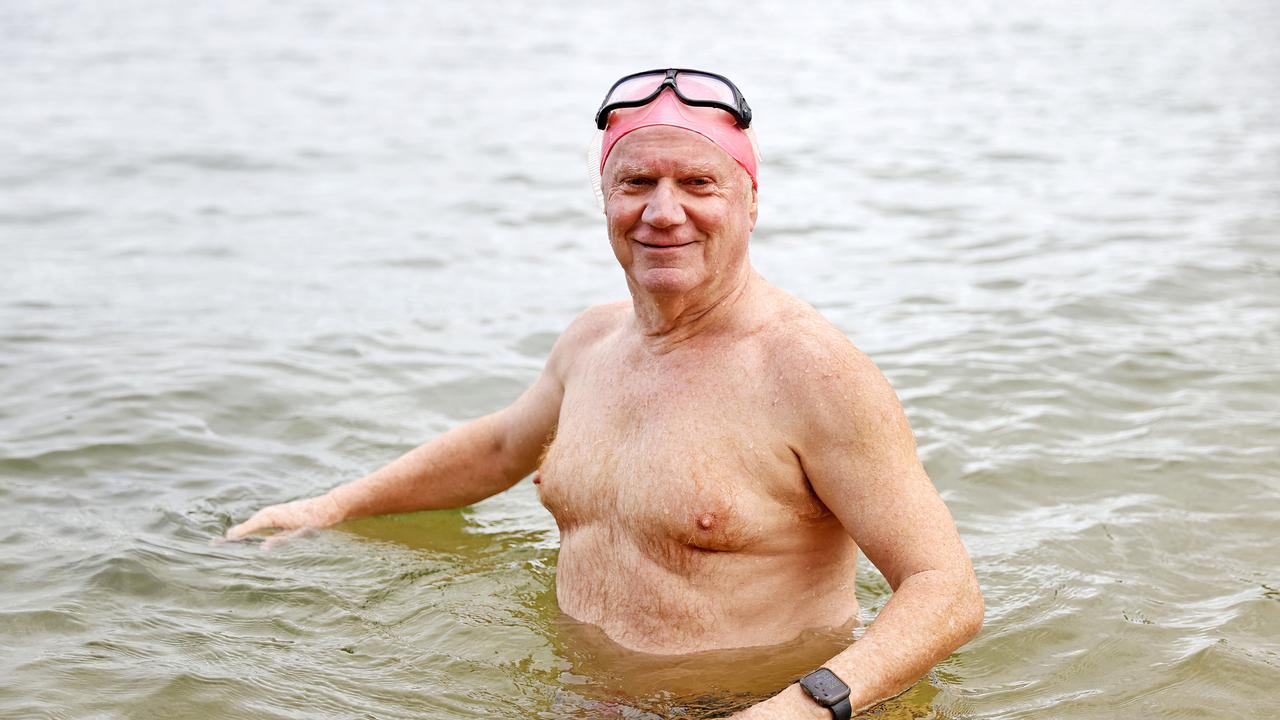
top-left (228, 124), bottom-right (984, 718)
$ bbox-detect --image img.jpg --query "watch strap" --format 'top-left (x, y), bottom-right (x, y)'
top-left (829, 697), bottom-right (852, 720)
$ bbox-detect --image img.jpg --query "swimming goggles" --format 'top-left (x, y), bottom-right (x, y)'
top-left (594, 68), bottom-right (753, 130)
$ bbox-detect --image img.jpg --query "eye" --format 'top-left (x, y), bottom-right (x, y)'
top-left (684, 177), bottom-right (714, 189)
top-left (623, 176), bottom-right (655, 187)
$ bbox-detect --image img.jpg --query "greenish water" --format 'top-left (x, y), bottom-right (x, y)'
top-left (3, 1), bottom-right (1279, 718)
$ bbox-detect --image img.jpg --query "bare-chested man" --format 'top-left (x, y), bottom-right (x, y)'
top-left (226, 69), bottom-right (983, 719)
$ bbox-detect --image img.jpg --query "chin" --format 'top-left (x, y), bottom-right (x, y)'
top-left (635, 267), bottom-right (702, 295)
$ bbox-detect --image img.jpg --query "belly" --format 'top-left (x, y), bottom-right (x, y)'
top-left (553, 521), bottom-right (861, 654)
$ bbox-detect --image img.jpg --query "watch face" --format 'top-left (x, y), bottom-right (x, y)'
top-left (801, 668), bottom-right (850, 705)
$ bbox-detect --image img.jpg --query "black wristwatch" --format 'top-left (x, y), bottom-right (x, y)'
top-left (799, 667), bottom-right (852, 720)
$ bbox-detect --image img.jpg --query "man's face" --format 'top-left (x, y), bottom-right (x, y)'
top-left (603, 126), bottom-right (758, 298)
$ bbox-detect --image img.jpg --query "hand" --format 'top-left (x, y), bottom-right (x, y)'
top-left (224, 494), bottom-right (345, 543)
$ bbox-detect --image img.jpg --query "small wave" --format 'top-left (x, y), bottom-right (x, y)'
top-left (149, 152), bottom-right (290, 174)
top-left (0, 207), bottom-right (94, 226)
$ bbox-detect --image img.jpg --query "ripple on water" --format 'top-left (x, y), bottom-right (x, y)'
top-left (4, 1), bottom-right (1280, 717)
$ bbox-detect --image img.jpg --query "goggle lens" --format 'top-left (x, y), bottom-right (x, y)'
top-left (674, 73), bottom-right (737, 106)
top-left (607, 74), bottom-right (667, 104)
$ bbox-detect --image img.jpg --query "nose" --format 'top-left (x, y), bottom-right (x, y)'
top-left (641, 180), bottom-right (686, 228)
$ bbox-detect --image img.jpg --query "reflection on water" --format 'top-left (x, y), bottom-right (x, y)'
top-left (4, 0), bottom-right (1279, 718)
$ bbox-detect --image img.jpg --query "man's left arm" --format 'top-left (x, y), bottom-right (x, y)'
top-left (739, 341), bottom-right (984, 719)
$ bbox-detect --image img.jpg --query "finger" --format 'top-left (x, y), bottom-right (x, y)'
top-left (211, 533), bottom-right (263, 547)
top-left (223, 519), bottom-right (260, 542)
top-left (224, 510), bottom-right (277, 542)
top-left (261, 526), bottom-right (318, 551)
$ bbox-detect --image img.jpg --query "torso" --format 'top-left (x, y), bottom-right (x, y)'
top-left (537, 293), bottom-right (861, 653)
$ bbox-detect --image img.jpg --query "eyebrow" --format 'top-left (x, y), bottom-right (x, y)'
top-left (609, 160), bottom-right (722, 179)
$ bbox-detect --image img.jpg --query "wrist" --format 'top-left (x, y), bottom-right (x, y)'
top-left (777, 683), bottom-right (835, 719)
top-left (317, 491), bottom-right (349, 525)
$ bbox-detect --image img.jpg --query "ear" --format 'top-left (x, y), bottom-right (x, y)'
top-left (748, 185), bottom-right (758, 231)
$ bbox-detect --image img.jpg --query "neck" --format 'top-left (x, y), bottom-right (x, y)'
top-left (628, 263), bottom-right (758, 354)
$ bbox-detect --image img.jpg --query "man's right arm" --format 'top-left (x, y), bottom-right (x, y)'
top-left (222, 308), bottom-right (603, 541)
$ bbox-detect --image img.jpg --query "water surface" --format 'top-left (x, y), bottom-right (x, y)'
top-left (3, 1), bottom-right (1278, 718)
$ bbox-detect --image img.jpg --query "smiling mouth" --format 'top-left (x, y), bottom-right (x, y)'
top-left (635, 240), bottom-right (695, 249)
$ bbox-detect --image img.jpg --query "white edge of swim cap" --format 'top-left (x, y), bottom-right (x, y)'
top-left (745, 126), bottom-right (762, 166)
top-left (587, 129), bottom-right (604, 211)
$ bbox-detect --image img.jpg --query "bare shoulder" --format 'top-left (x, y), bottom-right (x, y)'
top-left (758, 291), bottom-right (906, 441)
top-left (760, 291), bottom-right (882, 392)
top-left (556, 300), bottom-right (629, 350)
top-left (546, 301), bottom-right (630, 379)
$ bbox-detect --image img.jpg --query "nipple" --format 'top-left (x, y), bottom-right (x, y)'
top-left (532, 474), bottom-right (542, 485)
top-left (697, 512), bottom-right (716, 531)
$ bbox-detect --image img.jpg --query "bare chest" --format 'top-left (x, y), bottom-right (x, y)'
top-left (537, 345), bottom-right (825, 560)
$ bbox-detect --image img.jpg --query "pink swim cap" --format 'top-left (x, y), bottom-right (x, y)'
top-left (599, 88), bottom-right (759, 188)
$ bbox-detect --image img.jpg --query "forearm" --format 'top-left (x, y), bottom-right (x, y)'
top-left (742, 568), bottom-right (983, 718)
top-left (325, 410), bottom-right (528, 521)
top-left (831, 568), bottom-right (983, 709)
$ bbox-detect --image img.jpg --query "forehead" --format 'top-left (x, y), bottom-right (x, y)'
top-left (605, 125), bottom-right (739, 177)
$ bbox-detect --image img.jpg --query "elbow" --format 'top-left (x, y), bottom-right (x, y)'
top-left (957, 571), bottom-right (985, 642)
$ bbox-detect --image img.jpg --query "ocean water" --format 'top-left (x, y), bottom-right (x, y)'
top-left (2, 1), bottom-right (1278, 718)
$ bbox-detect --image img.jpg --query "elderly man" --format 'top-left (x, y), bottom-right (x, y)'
top-left (227, 69), bottom-right (983, 718)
